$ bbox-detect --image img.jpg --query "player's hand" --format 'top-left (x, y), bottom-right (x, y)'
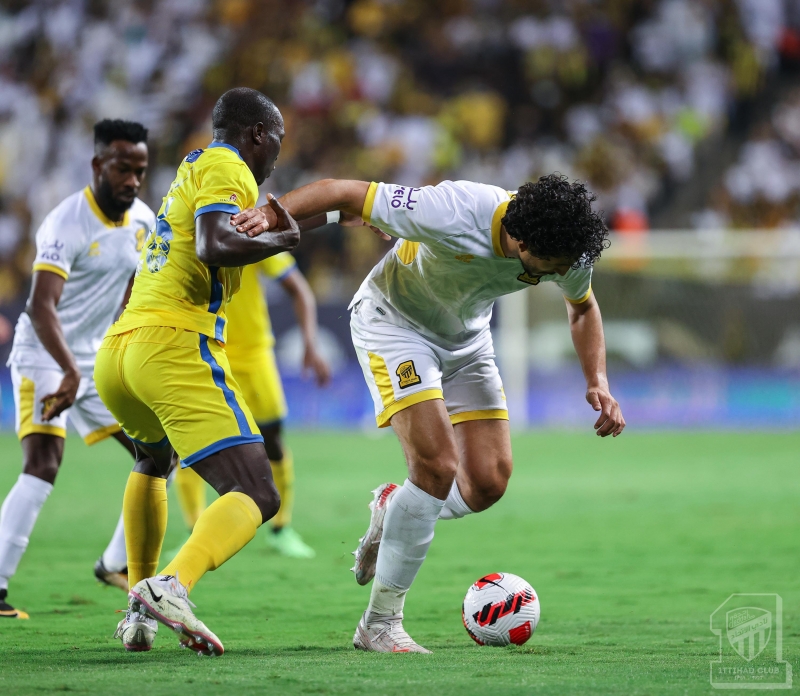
top-left (267, 194), bottom-right (300, 250)
top-left (586, 386), bottom-right (625, 437)
top-left (339, 211), bottom-right (391, 240)
top-left (304, 345), bottom-right (331, 386)
top-left (41, 369), bottom-right (80, 421)
top-left (231, 205), bottom-right (277, 237)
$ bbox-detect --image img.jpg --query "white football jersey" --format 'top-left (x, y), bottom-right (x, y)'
top-left (9, 186), bottom-right (155, 370)
top-left (351, 180), bottom-right (593, 348)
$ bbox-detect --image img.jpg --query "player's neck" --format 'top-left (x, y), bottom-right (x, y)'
top-left (499, 227), bottom-right (520, 259)
top-left (90, 184), bottom-right (126, 224)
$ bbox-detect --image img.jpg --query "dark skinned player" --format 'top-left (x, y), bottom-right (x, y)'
top-left (0, 120), bottom-right (154, 618)
top-left (94, 87), bottom-right (326, 656)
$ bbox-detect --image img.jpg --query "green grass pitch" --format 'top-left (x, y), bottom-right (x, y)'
top-left (0, 430), bottom-right (797, 695)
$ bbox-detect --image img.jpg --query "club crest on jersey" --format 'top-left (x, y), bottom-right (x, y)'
top-left (517, 272), bottom-right (541, 285)
top-left (229, 194), bottom-right (237, 202)
top-left (145, 216), bottom-right (173, 273)
top-left (396, 360), bottom-right (421, 389)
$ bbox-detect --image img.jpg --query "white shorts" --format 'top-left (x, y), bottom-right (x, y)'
top-left (351, 298), bottom-right (508, 428)
top-left (10, 363), bottom-right (121, 444)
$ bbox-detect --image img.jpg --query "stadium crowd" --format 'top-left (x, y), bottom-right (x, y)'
top-left (0, 0), bottom-right (798, 328)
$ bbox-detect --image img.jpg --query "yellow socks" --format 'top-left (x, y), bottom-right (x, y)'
top-left (270, 448), bottom-right (294, 530)
top-left (160, 492), bottom-right (262, 590)
top-left (174, 466), bottom-right (207, 530)
top-left (123, 472), bottom-right (168, 588)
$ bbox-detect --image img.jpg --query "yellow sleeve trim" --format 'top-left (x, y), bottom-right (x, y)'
top-left (376, 388), bottom-right (444, 428)
top-left (491, 197), bottom-right (513, 258)
top-left (83, 423), bottom-right (122, 446)
top-left (565, 286), bottom-right (592, 304)
top-left (33, 263), bottom-right (68, 280)
top-left (362, 181), bottom-right (379, 226)
top-left (450, 409), bottom-right (509, 425)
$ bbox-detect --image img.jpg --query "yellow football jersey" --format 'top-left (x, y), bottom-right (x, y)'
top-left (225, 252), bottom-right (297, 357)
top-left (108, 143), bottom-right (259, 343)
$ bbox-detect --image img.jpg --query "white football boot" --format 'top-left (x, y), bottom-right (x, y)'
top-left (128, 574), bottom-right (224, 656)
top-left (114, 607), bottom-right (158, 652)
top-left (353, 612), bottom-right (432, 653)
top-left (351, 483), bottom-right (398, 585)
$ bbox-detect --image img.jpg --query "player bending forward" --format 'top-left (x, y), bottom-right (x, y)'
top-left (0, 120), bottom-right (154, 619)
top-left (95, 88), bottom-right (335, 656)
top-left (233, 173), bottom-right (626, 653)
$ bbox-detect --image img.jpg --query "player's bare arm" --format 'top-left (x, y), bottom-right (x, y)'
top-left (566, 292), bottom-right (625, 437)
top-left (197, 195), bottom-right (299, 267)
top-left (26, 270), bottom-right (80, 420)
top-left (232, 180), bottom-right (390, 239)
top-left (280, 269), bottom-right (331, 386)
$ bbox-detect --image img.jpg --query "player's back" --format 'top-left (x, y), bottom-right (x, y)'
top-left (110, 143), bottom-right (259, 343)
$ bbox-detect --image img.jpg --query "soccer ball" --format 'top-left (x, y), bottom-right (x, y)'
top-left (462, 572), bottom-right (540, 646)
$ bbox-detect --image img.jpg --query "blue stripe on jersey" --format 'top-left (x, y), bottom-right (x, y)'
top-left (208, 266), bottom-right (223, 313)
top-left (207, 142), bottom-right (244, 160)
top-left (207, 265), bottom-right (225, 341)
top-left (198, 334), bottom-right (251, 436)
top-left (181, 434), bottom-right (264, 467)
top-left (194, 202), bottom-right (241, 219)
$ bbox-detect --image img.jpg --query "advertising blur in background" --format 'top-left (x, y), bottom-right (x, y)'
top-left (1, 0), bottom-right (799, 429)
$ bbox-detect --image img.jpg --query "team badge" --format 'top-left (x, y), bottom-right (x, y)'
top-left (229, 194), bottom-right (237, 202)
top-left (396, 360), bottom-right (421, 389)
top-left (516, 272), bottom-right (541, 285)
top-left (727, 607), bottom-right (771, 661)
top-left (455, 254), bottom-right (475, 264)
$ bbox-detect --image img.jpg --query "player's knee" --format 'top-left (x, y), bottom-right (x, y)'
top-left (247, 480), bottom-right (281, 524)
top-left (415, 452), bottom-right (458, 492)
top-left (470, 456), bottom-right (512, 511)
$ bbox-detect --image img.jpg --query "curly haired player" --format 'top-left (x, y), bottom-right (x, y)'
top-left (233, 173), bottom-right (626, 653)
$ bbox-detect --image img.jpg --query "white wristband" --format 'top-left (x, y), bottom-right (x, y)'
top-left (326, 210), bottom-right (341, 225)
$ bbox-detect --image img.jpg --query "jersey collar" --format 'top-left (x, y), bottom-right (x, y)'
top-left (491, 192), bottom-right (516, 258)
top-left (83, 186), bottom-right (130, 228)
top-left (208, 141), bottom-right (244, 160)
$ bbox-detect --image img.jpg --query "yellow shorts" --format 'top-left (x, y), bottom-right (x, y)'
top-left (227, 348), bottom-right (287, 425)
top-left (94, 326), bottom-right (263, 466)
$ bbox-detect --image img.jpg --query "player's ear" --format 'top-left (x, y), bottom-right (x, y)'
top-left (91, 155), bottom-right (102, 176)
top-left (252, 122), bottom-right (265, 145)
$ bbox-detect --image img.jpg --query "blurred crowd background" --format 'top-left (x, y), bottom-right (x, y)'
top-left (1, 0), bottom-right (800, 428)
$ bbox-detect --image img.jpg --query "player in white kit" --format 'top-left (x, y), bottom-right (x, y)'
top-left (0, 120), bottom-right (155, 618)
top-left (232, 173), bottom-right (625, 652)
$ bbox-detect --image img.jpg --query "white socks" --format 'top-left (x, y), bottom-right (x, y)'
top-left (368, 479), bottom-right (445, 619)
top-left (0, 474), bottom-right (53, 590)
top-left (438, 480), bottom-right (474, 520)
top-left (102, 512), bottom-right (127, 572)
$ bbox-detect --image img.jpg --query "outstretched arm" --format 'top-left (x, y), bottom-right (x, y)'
top-left (197, 195), bottom-right (299, 267)
top-left (566, 292), bottom-right (625, 437)
top-left (232, 180), bottom-right (389, 239)
top-left (27, 271), bottom-right (80, 420)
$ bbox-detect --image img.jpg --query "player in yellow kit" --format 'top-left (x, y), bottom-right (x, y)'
top-left (94, 88), bottom-right (303, 656)
top-left (173, 250), bottom-right (330, 558)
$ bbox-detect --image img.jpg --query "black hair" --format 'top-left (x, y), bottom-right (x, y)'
top-left (502, 173), bottom-right (609, 267)
top-left (93, 119), bottom-right (148, 153)
top-left (211, 87), bottom-right (282, 139)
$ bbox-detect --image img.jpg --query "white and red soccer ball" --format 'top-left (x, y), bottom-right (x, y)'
top-left (462, 572), bottom-right (540, 646)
